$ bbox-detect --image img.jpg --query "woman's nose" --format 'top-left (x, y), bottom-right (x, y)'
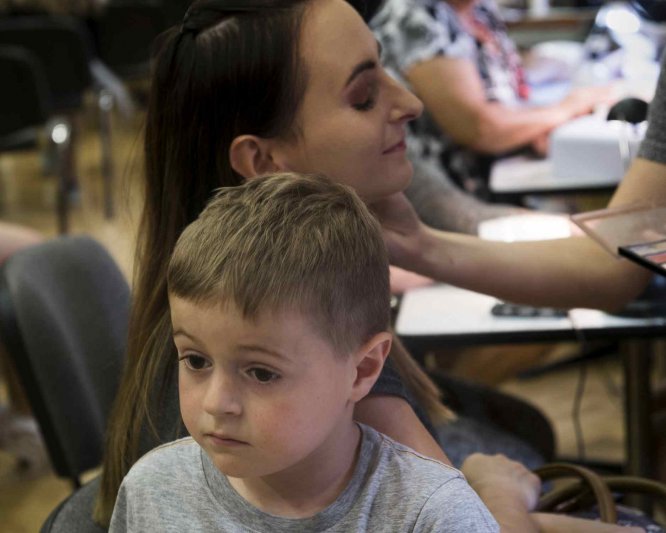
top-left (389, 76), bottom-right (423, 123)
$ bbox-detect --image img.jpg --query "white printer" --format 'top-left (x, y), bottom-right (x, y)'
top-left (550, 114), bottom-right (647, 181)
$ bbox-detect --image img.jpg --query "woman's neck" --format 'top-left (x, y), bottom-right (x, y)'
top-left (227, 420), bottom-right (362, 518)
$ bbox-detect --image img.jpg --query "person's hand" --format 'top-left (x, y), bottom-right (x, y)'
top-left (369, 192), bottom-right (427, 270)
top-left (561, 84), bottom-right (617, 120)
top-left (461, 453), bottom-right (541, 512)
top-left (531, 130), bottom-right (550, 157)
top-left (389, 266), bottom-right (434, 295)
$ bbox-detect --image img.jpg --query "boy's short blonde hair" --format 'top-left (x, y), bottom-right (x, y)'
top-left (167, 172), bottom-right (390, 354)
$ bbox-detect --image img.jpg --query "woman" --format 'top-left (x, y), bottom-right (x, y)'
top-left (93, 1), bottom-right (548, 530)
top-left (371, 0), bottom-right (612, 196)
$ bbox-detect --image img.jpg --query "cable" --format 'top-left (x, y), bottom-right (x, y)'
top-left (572, 362), bottom-right (588, 461)
top-left (569, 311), bottom-right (589, 461)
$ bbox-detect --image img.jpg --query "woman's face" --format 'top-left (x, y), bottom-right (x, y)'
top-left (272, 0), bottom-right (423, 202)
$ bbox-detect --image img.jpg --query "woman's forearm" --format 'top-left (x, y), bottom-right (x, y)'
top-left (377, 158), bottom-right (663, 312)
top-left (413, 229), bottom-right (648, 312)
top-left (406, 58), bottom-right (609, 154)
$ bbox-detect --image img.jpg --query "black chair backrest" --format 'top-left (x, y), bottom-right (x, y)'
top-left (0, 236), bottom-right (130, 481)
top-left (0, 16), bottom-right (92, 111)
top-left (93, 2), bottom-right (166, 79)
top-left (161, 0), bottom-right (193, 28)
top-left (0, 45), bottom-right (51, 139)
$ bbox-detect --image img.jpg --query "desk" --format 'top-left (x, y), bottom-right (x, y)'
top-left (490, 155), bottom-right (620, 196)
top-left (396, 284), bottom-right (666, 478)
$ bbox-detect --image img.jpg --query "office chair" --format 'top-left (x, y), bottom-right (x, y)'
top-left (0, 16), bottom-right (117, 221)
top-left (92, 1), bottom-right (165, 82)
top-left (0, 45), bottom-right (73, 233)
top-left (0, 235), bottom-right (130, 487)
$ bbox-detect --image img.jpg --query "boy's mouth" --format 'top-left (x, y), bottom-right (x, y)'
top-left (206, 432), bottom-right (249, 447)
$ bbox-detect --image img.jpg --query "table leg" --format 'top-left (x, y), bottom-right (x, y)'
top-left (622, 339), bottom-right (654, 511)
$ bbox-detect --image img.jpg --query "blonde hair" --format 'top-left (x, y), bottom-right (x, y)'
top-left (168, 172), bottom-right (390, 354)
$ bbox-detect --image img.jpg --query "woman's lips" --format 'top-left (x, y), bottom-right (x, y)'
top-left (383, 139), bottom-right (406, 154)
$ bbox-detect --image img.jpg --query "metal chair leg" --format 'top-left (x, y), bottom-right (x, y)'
top-left (49, 119), bottom-right (72, 234)
top-left (98, 89), bottom-right (115, 219)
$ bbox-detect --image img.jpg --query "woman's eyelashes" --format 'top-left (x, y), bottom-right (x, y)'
top-left (350, 78), bottom-right (379, 111)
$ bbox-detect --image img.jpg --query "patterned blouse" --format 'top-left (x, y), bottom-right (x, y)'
top-left (371, 0), bottom-right (527, 193)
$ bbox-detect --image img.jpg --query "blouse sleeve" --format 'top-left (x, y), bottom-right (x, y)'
top-left (371, 0), bottom-right (476, 77)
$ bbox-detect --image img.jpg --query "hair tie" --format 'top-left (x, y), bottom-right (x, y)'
top-left (180, 5), bottom-right (197, 34)
top-left (179, 1), bottom-right (268, 34)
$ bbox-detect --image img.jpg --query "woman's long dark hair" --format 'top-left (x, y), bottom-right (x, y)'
top-left (96, 1), bottom-right (309, 523)
top-left (97, 0), bottom-right (449, 524)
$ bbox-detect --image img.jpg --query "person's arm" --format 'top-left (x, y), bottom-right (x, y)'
top-left (405, 56), bottom-right (613, 155)
top-left (461, 453), bottom-right (541, 533)
top-left (532, 513), bottom-right (643, 532)
top-left (371, 157), bottom-right (664, 312)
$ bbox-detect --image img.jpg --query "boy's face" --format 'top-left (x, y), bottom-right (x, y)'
top-left (170, 295), bottom-right (359, 480)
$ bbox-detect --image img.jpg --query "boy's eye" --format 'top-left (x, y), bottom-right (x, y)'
top-left (181, 354), bottom-right (211, 371)
top-left (247, 367), bottom-right (280, 384)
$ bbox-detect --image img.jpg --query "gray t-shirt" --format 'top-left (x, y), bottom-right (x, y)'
top-left (110, 423), bottom-right (498, 532)
top-left (638, 51), bottom-right (666, 164)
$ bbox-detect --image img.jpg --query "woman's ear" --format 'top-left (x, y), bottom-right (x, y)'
top-left (229, 134), bottom-right (280, 179)
top-left (350, 332), bottom-right (392, 403)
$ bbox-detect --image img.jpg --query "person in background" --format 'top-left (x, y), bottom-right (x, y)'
top-left (370, 0), bottom-right (614, 200)
top-left (371, 47), bottom-right (666, 313)
top-left (0, 222), bottom-right (48, 474)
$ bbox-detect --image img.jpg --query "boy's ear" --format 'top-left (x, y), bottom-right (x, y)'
top-left (229, 134), bottom-right (281, 178)
top-left (350, 332), bottom-right (392, 403)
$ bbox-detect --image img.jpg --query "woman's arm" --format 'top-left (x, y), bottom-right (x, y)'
top-left (372, 157), bottom-right (664, 311)
top-left (462, 453), bottom-right (541, 533)
top-left (405, 56), bottom-right (612, 155)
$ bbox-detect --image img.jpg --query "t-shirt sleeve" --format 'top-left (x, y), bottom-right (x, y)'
top-left (371, 0), bottom-right (476, 75)
top-left (638, 50), bottom-right (666, 164)
top-left (412, 476), bottom-right (500, 532)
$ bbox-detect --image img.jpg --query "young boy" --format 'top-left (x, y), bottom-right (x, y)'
top-left (109, 173), bottom-right (498, 532)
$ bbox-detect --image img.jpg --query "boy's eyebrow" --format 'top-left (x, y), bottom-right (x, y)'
top-left (173, 329), bottom-right (199, 342)
top-left (237, 344), bottom-right (290, 361)
top-left (345, 41), bottom-right (383, 87)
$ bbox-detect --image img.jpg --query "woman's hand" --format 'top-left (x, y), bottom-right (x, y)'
top-left (369, 192), bottom-right (428, 270)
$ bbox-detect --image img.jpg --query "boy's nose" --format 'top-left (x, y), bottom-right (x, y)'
top-left (203, 373), bottom-right (242, 416)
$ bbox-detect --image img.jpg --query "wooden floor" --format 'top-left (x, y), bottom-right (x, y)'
top-left (0, 98), bottom-right (653, 532)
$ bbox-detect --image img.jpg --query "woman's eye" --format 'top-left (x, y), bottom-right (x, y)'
top-left (353, 96), bottom-right (377, 111)
top-left (181, 354), bottom-right (211, 371)
top-left (248, 367), bottom-right (280, 384)
top-left (350, 81), bottom-right (378, 111)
